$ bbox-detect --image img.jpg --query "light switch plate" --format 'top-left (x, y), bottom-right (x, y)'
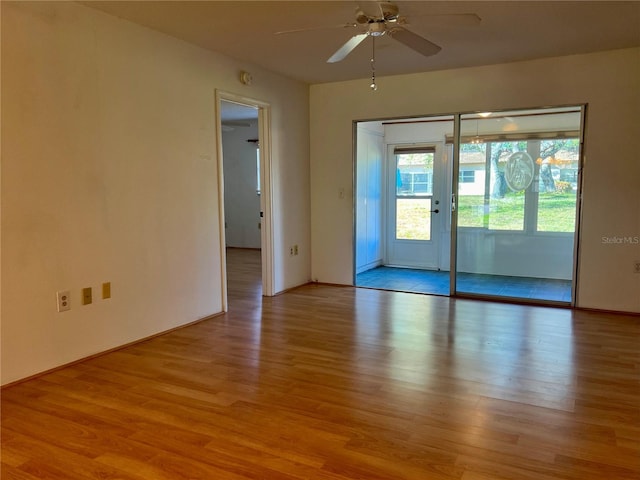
top-left (82, 287), bottom-right (92, 305)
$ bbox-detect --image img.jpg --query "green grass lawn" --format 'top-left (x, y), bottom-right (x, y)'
top-left (457, 193), bottom-right (577, 232)
top-left (396, 199), bottom-right (431, 240)
top-left (396, 193), bottom-right (577, 239)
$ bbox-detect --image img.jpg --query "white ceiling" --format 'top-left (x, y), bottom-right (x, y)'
top-left (221, 101), bottom-right (258, 122)
top-left (85, 1), bottom-right (640, 84)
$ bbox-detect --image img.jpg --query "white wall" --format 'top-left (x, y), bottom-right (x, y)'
top-left (355, 123), bottom-right (384, 274)
top-left (1, 1), bottom-right (310, 384)
top-left (311, 48), bottom-right (640, 313)
top-left (222, 120), bottom-right (261, 249)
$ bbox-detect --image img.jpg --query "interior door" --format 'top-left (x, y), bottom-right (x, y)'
top-left (386, 143), bottom-right (443, 269)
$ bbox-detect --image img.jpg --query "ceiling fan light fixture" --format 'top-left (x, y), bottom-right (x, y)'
top-left (368, 22), bottom-right (386, 36)
top-left (471, 119), bottom-right (484, 144)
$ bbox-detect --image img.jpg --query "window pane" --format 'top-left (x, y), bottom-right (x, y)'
top-left (256, 148), bottom-right (261, 194)
top-left (488, 193), bottom-right (525, 230)
top-left (459, 170), bottom-right (475, 183)
top-left (489, 142), bottom-right (525, 230)
top-left (458, 144), bottom-right (487, 228)
top-left (536, 139), bottom-right (579, 232)
top-left (396, 198), bottom-right (431, 240)
top-left (396, 153), bottom-right (434, 196)
top-left (458, 195), bottom-right (486, 228)
top-left (537, 191), bottom-right (577, 232)
top-left (458, 142), bottom-right (528, 230)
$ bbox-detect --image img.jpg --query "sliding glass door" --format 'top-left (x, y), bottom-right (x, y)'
top-left (354, 106), bottom-right (583, 305)
top-left (454, 107), bottom-right (582, 303)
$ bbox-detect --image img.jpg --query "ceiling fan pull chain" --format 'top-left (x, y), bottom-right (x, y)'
top-left (370, 35), bottom-right (378, 91)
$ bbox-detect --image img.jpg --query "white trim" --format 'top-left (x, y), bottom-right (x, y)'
top-left (215, 90), bottom-right (274, 312)
top-left (258, 104), bottom-right (274, 297)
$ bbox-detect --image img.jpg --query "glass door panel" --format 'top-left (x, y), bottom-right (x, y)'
top-left (455, 107), bottom-right (582, 303)
top-left (395, 151), bottom-right (434, 241)
top-left (396, 198), bottom-right (432, 240)
top-left (387, 146), bottom-right (442, 269)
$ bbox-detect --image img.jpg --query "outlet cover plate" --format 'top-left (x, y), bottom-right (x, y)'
top-left (57, 290), bottom-right (71, 312)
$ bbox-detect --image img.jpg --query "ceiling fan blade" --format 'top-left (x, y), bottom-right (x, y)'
top-left (327, 33), bottom-right (368, 63)
top-left (388, 27), bottom-right (441, 58)
top-left (410, 13), bottom-right (481, 27)
top-left (275, 23), bottom-right (356, 35)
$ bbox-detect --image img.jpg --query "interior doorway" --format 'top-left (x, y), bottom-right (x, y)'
top-left (216, 92), bottom-right (273, 311)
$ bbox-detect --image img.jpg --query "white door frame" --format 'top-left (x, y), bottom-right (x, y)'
top-left (215, 90), bottom-right (274, 311)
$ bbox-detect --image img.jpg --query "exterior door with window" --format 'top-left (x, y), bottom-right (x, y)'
top-left (386, 144), bottom-right (443, 269)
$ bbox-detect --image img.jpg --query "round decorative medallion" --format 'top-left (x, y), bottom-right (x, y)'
top-left (504, 151), bottom-right (534, 192)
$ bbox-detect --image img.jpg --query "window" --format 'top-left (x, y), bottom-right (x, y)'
top-left (535, 139), bottom-right (579, 232)
top-left (256, 147), bottom-right (260, 195)
top-left (396, 152), bottom-right (434, 196)
top-left (459, 170), bottom-right (475, 183)
top-left (395, 150), bottom-right (434, 240)
top-left (400, 172), bottom-right (432, 194)
top-left (457, 137), bottom-right (579, 233)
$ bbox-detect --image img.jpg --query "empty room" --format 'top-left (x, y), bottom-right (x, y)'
top-left (2, 1), bottom-right (639, 479)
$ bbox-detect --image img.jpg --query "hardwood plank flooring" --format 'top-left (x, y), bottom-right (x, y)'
top-left (2, 248), bottom-right (639, 479)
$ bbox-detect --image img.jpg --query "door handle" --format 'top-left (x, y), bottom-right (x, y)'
top-left (431, 209), bottom-right (439, 214)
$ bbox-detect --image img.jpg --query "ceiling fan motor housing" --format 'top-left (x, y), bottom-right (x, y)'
top-left (368, 21), bottom-right (386, 36)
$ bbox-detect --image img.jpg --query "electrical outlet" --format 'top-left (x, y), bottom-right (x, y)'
top-left (290, 246), bottom-right (294, 256)
top-left (634, 261), bottom-right (640, 274)
top-left (82, 287), bottom-right (92, 305)
top-left (294, 245), bottom-right (299, 255)
top-left (57, 290), bottom-right (71, 312)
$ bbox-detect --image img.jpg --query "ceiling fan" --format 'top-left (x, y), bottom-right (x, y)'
top-left (276, 2), bottom-right (481, 64)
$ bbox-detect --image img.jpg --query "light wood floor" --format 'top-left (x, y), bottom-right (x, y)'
top-left (2, 248), bottom-right (639, 479)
